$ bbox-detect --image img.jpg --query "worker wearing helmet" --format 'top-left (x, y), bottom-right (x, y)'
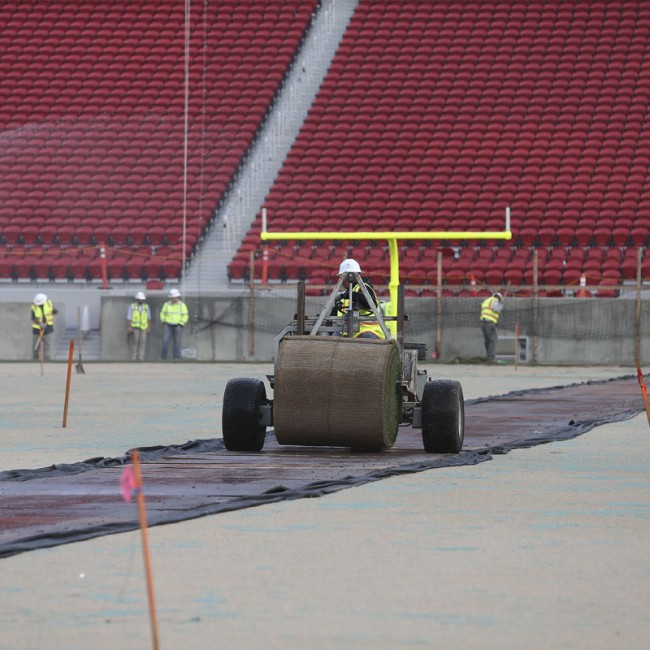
top-left (31, 293), bottom-right (58, 360)
top-left (332, 259), bottom-right (385, 339)
top-left (480, 290), bottom-right (504, 363)
top-left (160, 288), bottom-right (189, 360)
top-left (127, 291), bottom-right (151, 361)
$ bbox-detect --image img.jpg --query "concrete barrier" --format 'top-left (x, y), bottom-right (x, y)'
top-left (2, 293), bottom-right (647, 364)
top-left (98, 294), bottom-right (648, 365)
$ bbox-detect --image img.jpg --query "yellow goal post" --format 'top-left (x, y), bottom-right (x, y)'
top-left (259, 207), bottom-right (513, 318)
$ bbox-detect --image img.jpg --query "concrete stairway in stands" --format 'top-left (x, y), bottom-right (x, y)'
top-left (53, 330), bottom-right (101, 361)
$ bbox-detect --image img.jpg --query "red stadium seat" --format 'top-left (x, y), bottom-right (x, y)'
top-left (543, 268), bottom-right (563, 286)
top-left (630, 227), bottom-right (648, 247)
top-left (574, 228), bottom-right (594, 247)
top-left (537, 227), bottom-right (556, 247)
top-left (596, 278), bottom-right (621, 298)
top-left (612, 227), bottom-right (631, 246)
top-left (593, 227), bottom-right (612, 247)
top-left (504, 268), bottom-right (523, 285)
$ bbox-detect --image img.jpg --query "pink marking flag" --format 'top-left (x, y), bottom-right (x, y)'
top-left (120, 464), bottom-right (137, 502)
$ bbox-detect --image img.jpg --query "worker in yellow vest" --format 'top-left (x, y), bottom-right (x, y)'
top-left (160, 288), bottom-right (189, 360)
top-left (332, 259), bottom-right (385, 339)
top-left (127, 291), bottom-right (151, 361)
top-left (31, 293), bottom-right (58, 360)
top-left (480, 291), bottom-right (504, 363)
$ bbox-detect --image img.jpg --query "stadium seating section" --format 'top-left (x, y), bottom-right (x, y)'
top-left (231, 0), bottom-right (650, 296)
top-left (1, 0), bottom-right (648, 296)
top-left (0, 0), bottom-right (316, 282)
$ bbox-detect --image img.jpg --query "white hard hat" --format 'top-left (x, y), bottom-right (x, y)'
top-left (493, 291), bottom-right (503, 300)
top-left (34, 293), bottom-right (47, 306)
top-left (169, 288), bottom-right (181, 298)
top-left (135, 291), bottom-right (146, 301)
top-left (338, 258), bottom-right (362, 275)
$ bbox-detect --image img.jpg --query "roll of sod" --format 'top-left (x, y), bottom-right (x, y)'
top-left (274, 336), bottom-right (401, 450)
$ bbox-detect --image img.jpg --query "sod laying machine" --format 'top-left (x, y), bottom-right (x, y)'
top-left (222, 268), bottom-right (465, 454)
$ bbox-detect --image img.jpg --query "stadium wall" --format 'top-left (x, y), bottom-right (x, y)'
top-left (0, 297), bottom-right (646, 365)
top-left (97, 295), bottom-right (648, 365)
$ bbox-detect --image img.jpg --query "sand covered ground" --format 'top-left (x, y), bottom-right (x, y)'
top-left (0, 362), bottom-right (648, 649)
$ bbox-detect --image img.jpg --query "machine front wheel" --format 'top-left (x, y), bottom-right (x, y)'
top-left (421, 380), bottom-right (464, 454)
top-left (222, 378), bottom-right (267, 452)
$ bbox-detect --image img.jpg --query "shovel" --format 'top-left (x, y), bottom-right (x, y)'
top-left (34, 328), bottom-right (44, 376)
top-left (75, 307), bottom-right (86, 374)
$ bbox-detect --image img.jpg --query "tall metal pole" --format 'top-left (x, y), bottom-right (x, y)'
top-left (248, 250), bottom-right (255, 357)
top-left (636, 247), bottom-right (642, 363)
top-left (296, 281), bottom-right (306, 336)
top-left (436, 250), bottom-right (442, 359)
top-left (532, 249), bottom-right (538, 363)
top-left (396, 284), bottom-right (405, 350)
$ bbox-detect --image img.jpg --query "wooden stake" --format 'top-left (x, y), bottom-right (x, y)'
top-left (635, 360), bottom-right (650, 428)
top-left (38, 329), bottom-right (44, 377)
top-left (514, 322), bottom-right (520, 372)
top-left (99, 242), bottom-right (109, 290)
top-left (62, 339), bottom-right (74, 427)
top-left (261, 244), bottom-right (268, 286)
top-left (131, 450), bottom-right (160, 650)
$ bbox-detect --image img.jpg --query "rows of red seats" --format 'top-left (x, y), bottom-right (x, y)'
top-left (231, 0), bottom-right (650, 291)
top-left (0, 244), bottom-right (181, 283)
top-left (0, 0), bottom-right (316, 281)
top-left (229, 240), bottom-right (650, 287)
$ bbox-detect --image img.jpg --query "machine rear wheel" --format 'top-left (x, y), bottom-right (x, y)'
top-left (222, 378), bottom-right (267, 451)
top-left (421, 380), bottom-right (464, 454)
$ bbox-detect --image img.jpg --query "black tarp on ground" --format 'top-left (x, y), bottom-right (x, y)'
top-left (0, 376), bottom-right (644, 559)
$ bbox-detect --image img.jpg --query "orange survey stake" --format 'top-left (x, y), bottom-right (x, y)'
top-left (62, 339), bottom-right (74, 427)
top-left (635, 360), bottom-right (650, 428)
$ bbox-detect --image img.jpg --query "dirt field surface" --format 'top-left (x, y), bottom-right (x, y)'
top-left (1, 361), bottom-right (648, 650)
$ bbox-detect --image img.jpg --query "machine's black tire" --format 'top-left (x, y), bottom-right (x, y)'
top-left (421, 379), bottom-right (464, 454)
top-left (222, 378), bottom-right (267, 452)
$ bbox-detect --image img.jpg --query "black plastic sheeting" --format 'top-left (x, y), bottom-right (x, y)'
top-left (0, 376), bottom-right (644, 559)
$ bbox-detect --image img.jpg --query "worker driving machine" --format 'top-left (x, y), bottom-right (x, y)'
top-left (222, 259), bottom-right (465, 454)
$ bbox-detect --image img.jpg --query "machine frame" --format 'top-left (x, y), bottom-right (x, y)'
top-left (222, 273), bottom-right (465, 454)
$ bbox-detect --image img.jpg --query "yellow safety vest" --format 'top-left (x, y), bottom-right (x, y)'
top-left (357, 321), bottom-right (386, 339)
top-left (130, 303), bottom-right (149, 330)
top-left (32, 300), bottom-right (55, 331)
top-left (336, 285), bottom-right (386, 339)
top-left (480, 297), bottom-right (501, 324)
top-left (160, 300), bottom-right (189, 326)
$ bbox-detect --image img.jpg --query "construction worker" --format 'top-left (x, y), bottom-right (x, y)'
top-left (333, 259), bottom-right (385, 339)
top-left (31, 293), bottom-right (58, 360)
top-left (480, 291), bottom-right (504, 363)
top-left (160, 288), bottom-right (189, 360)
top-left (127, 291), bottom-right (151, 361)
